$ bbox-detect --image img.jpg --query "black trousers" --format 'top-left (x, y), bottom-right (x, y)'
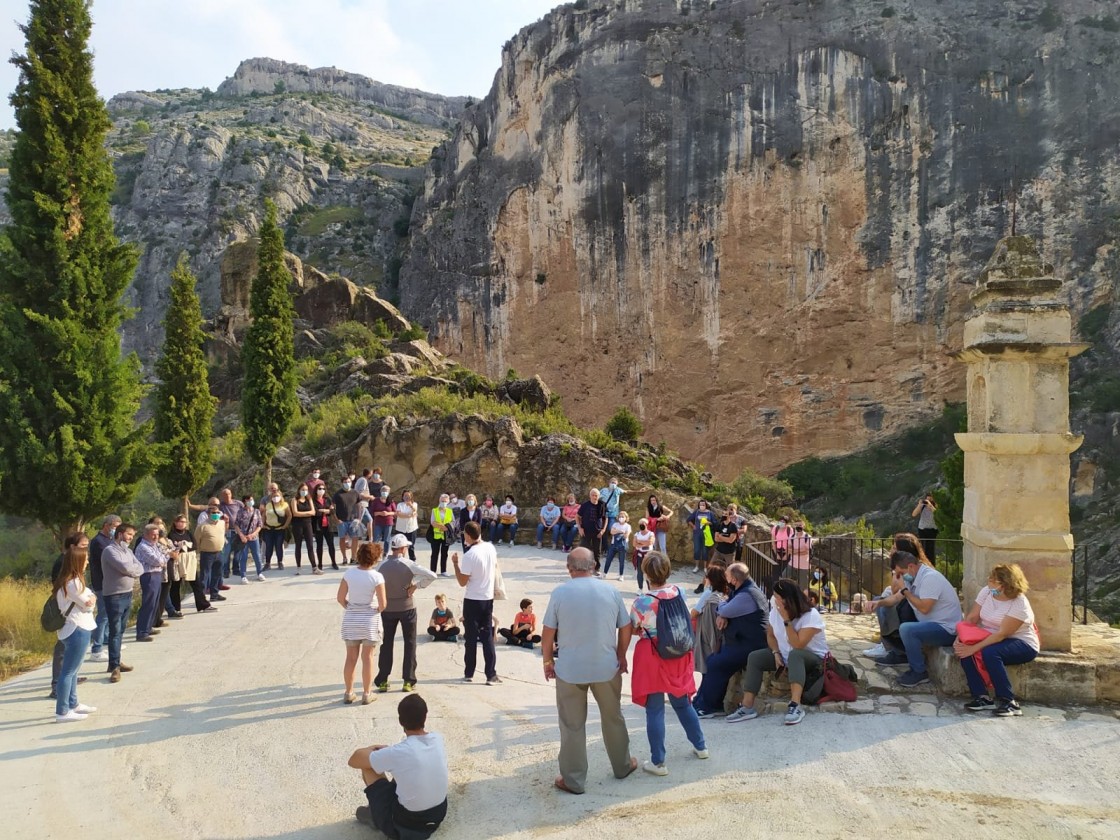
top-left (292, 519), bottom-right (316, 568)
top-left (376, 609), bottom-right (418, 685)
top-left (579, 534), bottom-right (601, 570)
top-left (429, 539), bottom-right (449, 574)
top-left (463, 598), bottom-right (497, 680)
top-left (314, 529), bottom-right (336, 566)
top-left (918, 528), bottom-right (938, 563)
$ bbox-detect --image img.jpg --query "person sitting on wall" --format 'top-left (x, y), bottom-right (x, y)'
top-left (887, 550), bottom-right (962, 688)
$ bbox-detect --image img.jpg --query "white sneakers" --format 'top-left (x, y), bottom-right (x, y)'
top-left (54, 710), bottom-right (87, 723)
top-left (241, 577), bottom-right (249, 584)
top-left (88, 651), bottom-right (108, 662)
top-left (693, 747), bottom-right (709, 759)
top-left (642, 760), bottom-right (669, 776)
top-left (73, 704), bottom-right (97, 714)
top-left (862, 642), bottom-right (887, 658)
top-left (256, 573), bottom-right (266, 582)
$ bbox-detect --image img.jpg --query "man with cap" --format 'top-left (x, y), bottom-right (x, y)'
top-left (375, 533), bottom-right (437, 693)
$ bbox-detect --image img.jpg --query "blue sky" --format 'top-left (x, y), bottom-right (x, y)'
top-left (0, 0), bottom-right (561, 129)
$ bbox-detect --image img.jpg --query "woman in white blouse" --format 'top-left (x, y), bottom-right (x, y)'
top-left (954, 563), bottom-right (1040, 717)
top-left (497, 496), bottom-right (519, 546)
top-left (53, 534), bottom-right (98, 723)
top-left (337, 542), bottom-right (388, 705)
top-left (392, 489), bottom-right (420, 562)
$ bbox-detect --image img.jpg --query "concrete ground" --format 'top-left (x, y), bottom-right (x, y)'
top-left (2, 544), bottom-right (1119, 839)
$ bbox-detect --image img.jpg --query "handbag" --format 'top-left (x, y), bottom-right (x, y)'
top-left (956, 621), bottom-right (994, 689)
top-left (493, 562), bottom-right (507, 600)
top-left (820, 654), bottom-right (858, 703)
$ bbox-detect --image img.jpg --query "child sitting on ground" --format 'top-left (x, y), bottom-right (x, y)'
top-left (427, 594), bottom-right (460, 642)
top-left (497, 598), bottom-right (542, 648)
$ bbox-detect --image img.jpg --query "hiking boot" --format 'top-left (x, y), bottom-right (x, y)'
top-left (965, 696), bottom-right (996, 712)
top-left (993, 698), bottom-right (1022, 717)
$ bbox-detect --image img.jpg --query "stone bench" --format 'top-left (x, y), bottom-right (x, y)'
top-left (925, 645), bottom-right (1102, 705)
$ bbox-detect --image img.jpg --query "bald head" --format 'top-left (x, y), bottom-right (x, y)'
top-left (567, 547), bottom-right (596, 574)
top-left (726, 563), bottom-right (749, 585)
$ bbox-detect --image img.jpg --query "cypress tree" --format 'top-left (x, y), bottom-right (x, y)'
top-left (0, 0), bottom-right (150, 540)
top-left (241, 200), bottom-right (298, 486)
top-left (153, 253), bottom-right (217, 511)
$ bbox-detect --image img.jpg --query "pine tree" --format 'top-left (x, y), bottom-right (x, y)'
top-left (241, 200), bottom-right (298, 486)
top-left (153, 253), bottom-right (217, 511)
top-left (0, 0), bottom-right (150, 541)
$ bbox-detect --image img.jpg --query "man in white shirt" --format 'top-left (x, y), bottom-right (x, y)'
top-left (349, 694), bottom-right (448, 839)
top-left (541, 547), bottom-right (637, 795)
top-left (891, 550), bottom-right (963, 687)
top-left (451, 521), bottom-right (500, 685)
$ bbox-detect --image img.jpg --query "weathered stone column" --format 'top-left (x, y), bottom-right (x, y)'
top-left (955, 236), bottom-right (1087, 651)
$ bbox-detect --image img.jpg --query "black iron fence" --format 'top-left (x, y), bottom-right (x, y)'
top-left (742, 537), bottom-right (1103, 623)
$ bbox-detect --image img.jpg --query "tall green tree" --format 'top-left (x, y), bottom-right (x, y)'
top-left (153, 253), bottom-right (217, 514)
top-left (241, 200), bottom-right (298, 487)
top-left (0, 0), bottom-right (150, 541)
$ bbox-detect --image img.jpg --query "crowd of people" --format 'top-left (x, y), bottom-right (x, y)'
top-left (46, 470), bottom-right (1042, 835)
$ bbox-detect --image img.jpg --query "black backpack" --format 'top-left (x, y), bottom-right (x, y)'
top-left (651, 589), bottom-right (695, 659)
top-left (41, 591), bottom-right (74, 632)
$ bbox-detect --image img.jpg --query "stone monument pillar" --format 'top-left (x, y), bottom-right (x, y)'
top-left (955, 236), bottom-right (1087, 651)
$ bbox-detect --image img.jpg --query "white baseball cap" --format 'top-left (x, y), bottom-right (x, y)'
top-left (390, 534), bottom-right (412, 549)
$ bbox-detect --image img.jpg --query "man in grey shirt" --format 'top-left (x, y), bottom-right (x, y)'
top-left (891, 550), bottom-right (963, 687)
top-left (541, 547), bottom-right (637, 794)
top-left (101, 523), bottom-right (144, 682)
top-left (375, 534), bottom-right (437, 693)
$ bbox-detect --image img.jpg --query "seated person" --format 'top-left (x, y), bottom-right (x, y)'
top-left (497, 598), bottom-right (542, 648)
top-left (427, 594), bottom-right (459, 642)
top-left (887, 549), bottom-right (962, 687)
top-left (808, 566), bottom-right (837, 612)
top-left (349, 694), bottom-right (448, 839)
top-left (862, 569), bottom-right (919, 662)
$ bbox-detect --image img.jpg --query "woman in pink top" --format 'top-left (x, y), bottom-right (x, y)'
top-left (559, 494), bottom-right (580, 552)
top-left (954, 563), bottom-right (1039, 717)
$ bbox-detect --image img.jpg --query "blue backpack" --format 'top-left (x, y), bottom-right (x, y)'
top-left (652, 589), bottom-right (695, 659)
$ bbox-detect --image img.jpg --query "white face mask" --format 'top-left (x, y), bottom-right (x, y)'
top-left (372, 474), bottom-right (381, 482)
top-left (272, 495), bottom-right (281, 504)
top-left (312, 472), bottom-right (320, 479)
top-left (380, 490), bottom-right (389, 499)
top-left (439, 501), bottom-right (447, 509)
top-left (299, 490), bottom-right (308, 497)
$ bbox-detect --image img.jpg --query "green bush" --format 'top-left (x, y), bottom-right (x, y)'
top-left (399, 324), bottom-right (427, 342)
top-left (604, 407), bottom-right (643, 443)
top-left (1078, 305), bottom-right (1110, 342)
top-left (322, 321), bottom-right (389, 363)
top-left (290, 392), bottom-right (376, 454)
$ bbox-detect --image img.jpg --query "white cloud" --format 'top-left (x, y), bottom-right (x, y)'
top-left (0, 0), bottom-right (561, 129)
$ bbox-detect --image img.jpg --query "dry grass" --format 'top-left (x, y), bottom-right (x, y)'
top-left (0, 577), bottom-right (56, 681)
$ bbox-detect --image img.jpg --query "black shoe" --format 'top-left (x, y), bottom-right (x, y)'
top-left (153, 620), bottom-right (165, 628)
top-left (872, 651), bottom-right (909, 667)
top-left (199, 605), bottom-right (218, 612)
top-left (136, 636), bottom-right (155, 642)
top-left (693, 582), bottom-right (705, 594)
top-left (994, 698), bottom-right (1022, 717)
top-left (77, 676), bottom-right (87, 684)
top-left (965, 696), bottom-right (996, 712)
top-left (355, 806), bottom-right (372, 826)
top-left (331, 563), bottom-right (339, 570)
top-left (210, 594), bottom-right (227, 602)
top-left (168, 612), bottom-right (184, 619)
top-left (48, 690), bottom-right (57, 699)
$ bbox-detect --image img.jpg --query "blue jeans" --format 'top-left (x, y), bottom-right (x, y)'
top-left (56, 627), bottom-right (91, 716)
top-left (655, 531), bottom-right (667, 554)
top-left (89, 587), bottom-right (107, 653)
top-left (261, 530), bottom-right (285, 567)
top-left (136, 572), bottom-right (162, 639)
top-left (535, 522), bottom-right (560, 546)
top-left (604, 541), bottom-right (628, 576)
top-left (899, 621), bottom-right (957, 674)
top-left (104, 592), bottom-right (132, 670)
top-left (498, 522), bottom-right (518, 544)
top-left (960, 638), bottom-right (1038, 701)
top-left (646, 691), bottom-right (705, 765)
top-left (201, 551), bottom-right (222, 594)
top-left (696, 644), bottom-right (756, 712)
top-left (601, 516), bottom-right (617, 553)
top-left (221, 530), bottom-right (235, 576)
top-left (373, 523), bottom-right (393, 554)
top-left (692, 529), bottom-right (707, 564)
top-left (558, 522), bottom-right (577, 549)
top-left (237, 538), bottom-right (262, 575)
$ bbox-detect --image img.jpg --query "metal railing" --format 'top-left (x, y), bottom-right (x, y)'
top-left (1072, 542), bottom-right (1113, 625)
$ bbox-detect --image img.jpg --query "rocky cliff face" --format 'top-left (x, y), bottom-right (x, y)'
top-left (401, 0), bottom-right (1120, 478)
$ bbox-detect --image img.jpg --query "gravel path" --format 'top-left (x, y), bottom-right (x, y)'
top-left (2, 545), bottom-right (1118, 839)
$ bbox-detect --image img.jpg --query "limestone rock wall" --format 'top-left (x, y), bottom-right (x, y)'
top-left (400, 0), bottom-right (1120, 478)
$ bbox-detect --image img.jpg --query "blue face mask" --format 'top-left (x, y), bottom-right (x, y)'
top-left (902, 573), bottom-right (915, 585)
top-left (108, 527), bottom-right (116, 539)
top-left (989, 587), bottom-right (1001, 597)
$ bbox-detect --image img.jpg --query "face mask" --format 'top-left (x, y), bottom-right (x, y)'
top-left (380, 490), bottom-right (389, 499)
top-left (439, 502), bottom-right (447, 509)
top-left (989, 587), bottom-right (1001, 597)
top-left (467, 501), bottom-right (476, 508)
top-left (272, 495), bottom-right (281, 504)
top-left (795, 527), bottom-right (803, 532)
top-left (610, 482), bottom-right (617, 489)
top-left (312, 472), bottom-right (320, 479)
top-left (209, 513), bottom-right (221, 522)
top-left (812, 571), bottom-right (821, 580)
top-left (372, 474), bottom-right (381, 482)
top-left (300, 489), bottom-right (309, 497)
top-left (316, 489), bottom-right (325, 495)
top-left (108, 527), bottom-right (117, 539)
top-left (902, 573), bottom-right (915, 585)
top-left (342, 482), bottom-right (351, 491)
top-left (640, 524), bottom-right (647, 531)
top-left (247, 499), bottom-right (255, 508)
top-left (505, 500), bottom-right (513, 505)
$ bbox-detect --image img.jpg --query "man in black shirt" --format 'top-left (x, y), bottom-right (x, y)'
top-left (576, 488), bottom-right (606, 573)
top-left (334, 477), bottom-right (360, 564)
top-left (713, 511), bottom-right (739, 561)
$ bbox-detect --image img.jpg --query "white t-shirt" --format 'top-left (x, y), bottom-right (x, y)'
top-left (56, 579), bottom-right (97, 639)
top-left (394, 501), bottom-right (418, 533)
top-left (770, 602), bottom-right (830, 661)
top-left (975, 588), bottom-right (1039, 651)
top-left (499, 502), bottom-right (518, 520)
top-left (342, 567), bottom-right (384, 608)
top-left (459, 540), bottom-right (497, 601)
top-left (633, 528), bottom-right (655, 550)
top-left (368, 733), bottom-right (448, 812)
top-left (610, 521), bottom-right (632, 545)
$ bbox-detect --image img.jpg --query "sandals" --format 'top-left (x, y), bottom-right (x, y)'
top-left (361, 693), bottom-right (375, 705)
top-left (343, 692), bottom-right (356, 704)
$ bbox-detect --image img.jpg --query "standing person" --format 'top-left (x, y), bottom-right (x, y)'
top-left (603, 511), bottom-right (632, 581)
top-left (337, 542), bottom-right (388, 705)
top-left (312, 484), bottom-right (337, 571)
top-left (632, 518), bottom-right (656, 593)
top-left (86, 515), bottom-right (120, 663)
top-left (479, 494), bottom-right (499, 542)
top-left (375, 535), bottom-right (437, 694)
top-left (168, 514), bottom-right (213, 613)
top-left (784, 522), bottom-right (814, 583)
top-left (235, 495), bottom-right (265, 581)
top-left (133, 524), bottom-right (168, 643)
top-left (541, 547), bottom-right (637, 795)
top-left (305, 466), bottom-right (325, 497)
top-left (912, 494), bottom-right (939, 563)
top-left (458, 494), bottom-right (482, 551)
top-left (189, 488), bottom-right (241, 580)
top-left (52, 536), bottom-right (98, 722)
top-left (367, 468), bottom-right (385, 500)
top-left (685, 501), bottom-right (715, 573)
top-left (497, 495), bottom-right (519, 546)
top-left (49, 535), bottom-right (89, 699)
top-left (647, 495), bottom-right (673, 555)
top-left (576, 488), bottom-right (607, 573)
top-left (196, 500), bottom-right (229, 600)
top-left (291, 483), bottom-right (320, 575)
top-left (371, 484), bottom-right (396, 555)
top-left (598, 478), bottom-right (626, 555)
top-left (536, 496), bottom-right (562, 549)
top-left (353, 468), bottom-right (371, 500)
top-left (348, 694), bottom-right (449, 839)
top-left (101, 523), bottom-right (142, 683)
top-left (559, 493), bottom-right (580, 552)
top-left (261, 486), bottom-right (291, 571)
top-left (712, 509), bottom-right (740, 566)
top-left (450, 521), bottom-right (500, 685)
top-left (394, 489), bottom-right (420, 562)
top-left (629, 552), bottom-right (707, 775)
top-left (954, 563), bottom-right (1040, 717)
top-left (429, 494), bottom-right (455, 576)
top-left (771, 515), bottom-right (793, 566)
top-left (334, 476), bottom-right (359, 565)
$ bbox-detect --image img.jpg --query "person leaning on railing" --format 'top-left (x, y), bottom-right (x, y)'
top-left (953, 563), bottom-right (1040, 717)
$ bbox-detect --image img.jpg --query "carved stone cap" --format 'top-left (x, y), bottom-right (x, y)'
top-left (973, 235), bottom-right (1061, 300)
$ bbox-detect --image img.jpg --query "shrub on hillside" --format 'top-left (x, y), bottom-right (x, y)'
top-left (604, 407), bottom-right (643, 443)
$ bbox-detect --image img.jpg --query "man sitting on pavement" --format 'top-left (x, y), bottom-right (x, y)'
top-left (349, 693), bottom-right (448, 839)
top-left (882, 550), bottom-right (962, 687)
